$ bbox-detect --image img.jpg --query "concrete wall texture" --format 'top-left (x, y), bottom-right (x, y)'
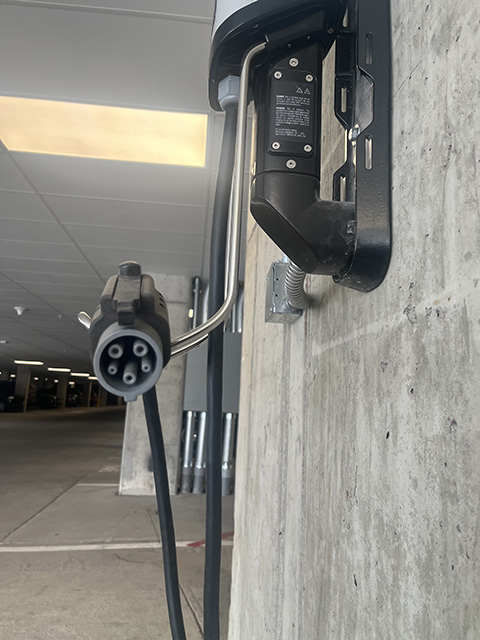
top-left (229, 3), bottom-right (480, 639)
top-left (119, 274), bottom-right (190, 495)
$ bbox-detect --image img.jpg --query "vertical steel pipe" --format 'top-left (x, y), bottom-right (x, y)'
top-left (192, 411), bottom-right (207, 493)
top-left (180, 411), bottom-right (195, 493)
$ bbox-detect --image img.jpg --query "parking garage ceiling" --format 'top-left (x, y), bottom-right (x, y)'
top-left (0, 0), bottom-right (247, 374)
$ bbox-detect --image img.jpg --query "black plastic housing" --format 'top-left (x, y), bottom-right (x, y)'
top-left (88, 262), bottom-right (171, 401)
top-left (250, 0), bottom-right (392, 291)
top-left (209, 0), bottom-right (347, 111)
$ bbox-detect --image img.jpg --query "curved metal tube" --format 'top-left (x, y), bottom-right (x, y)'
top-left (170, 41), bottom-right (266, 358)
top-left (285, 262), bottom-right (311, 310)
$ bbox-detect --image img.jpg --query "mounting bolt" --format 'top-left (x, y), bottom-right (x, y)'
top-left (274, 71), bottom-right (283, 79)
top-left (305, 74), bottom-right (314, 82)
top-left (286, 159), bottom-right (297, 169)
top-left (304, 144), bottom-right (312, 153)
top-left (348, 124), bottom-right (361, 142)
top-left (272, 142), bottom-right (280, 150)
top-left (289, 58), bottom-right (299, 67)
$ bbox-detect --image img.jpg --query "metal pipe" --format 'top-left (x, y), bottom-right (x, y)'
top-left (235, 284), bottom-right (244, 333)
top-left (285, 261), bottom-right (311, 310)
top-left (180, 411), bottom-right (195, 493)
top-left (191, 276), bottom-right (202, 329)
top-left (170, 41), bottom-right (266, 358)
top-left (221, 413), bottom-right (237, 496)
top-left (192, 411), bottom-right (207, 494)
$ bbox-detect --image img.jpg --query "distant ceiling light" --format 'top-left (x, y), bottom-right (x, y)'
top-left (10, 374), bottom-right (16, 378)
top-left (33, 376), bottom-right (39, 381)
top-left (0, 339), bottom-right (8, 344)
top-left (88, 376), bottom-right (98, 381)
top-left (70, 372), bottom-right (90, 377)
top-left (69, 381), bottom-right (75, 386)
top-left (14, 306), bottom-right (27, 316)
top-left (14, 359), bottom-right (44, 366)
top-left (48, 367), bottom-right (71, 372)
top-left (188, 308), bottom-right (194, 319)
top-left (54, 379), bottom-right (59, 384)
top-left (0, 97), bottom-right (208, 167)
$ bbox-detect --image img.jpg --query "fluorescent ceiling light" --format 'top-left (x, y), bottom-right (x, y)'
top-left (48, 367), bottom-right (71, 372)
top-left (14, 359), bottom-right (44, 366)
top-left (88, 376), bottom-right (98, 381)
top-left (70, 372), bottom-right (90, 377)
top-left (0, 97), bottom-right (208, 167)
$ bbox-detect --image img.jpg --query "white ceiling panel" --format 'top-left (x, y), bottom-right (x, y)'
top-left (6, 271), bottom-right (103, 288)
top-left (0, 3), bottom-right (212, 111)
top-left (0, 192), bottom-right (57, 221)
top-left (83, 246), bottom-right (203, 270)
top-left (64, 224), bottom-right (203, 254)
top-left (20, 0), bottom-right (215, 20)
top-left (0, 155), bottom-right (35, 192)
top-left (0, 219), bottom-right (74, 244)
top-left (44, 195), bottom-right (206, 235)
top-left (12, 154), bottom-right (208, 204)
top-left (0, 0), bottom-right (225, 372)
top-left (0, 257), bottom-right (98, 276)
top-left (0, 239), bottom-right (85, 261)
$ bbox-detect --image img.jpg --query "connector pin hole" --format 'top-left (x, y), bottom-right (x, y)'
top-left (123, 361), bottom-right (138, 385)
top-left (141, 355), bottom-right (153, 373)
top-left (108, 342), bottom-right (124, 359)
top-left (107, 361), bottom-right (119, 376)
top-left (133, 339), bottom-right (149, 357)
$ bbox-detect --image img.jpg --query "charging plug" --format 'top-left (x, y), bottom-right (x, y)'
top-left (88, 261), bottom-right (171, 402)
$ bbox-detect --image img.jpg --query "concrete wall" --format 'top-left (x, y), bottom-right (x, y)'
top-left (119, 274), bottom-right (190, 495)
top-left (229, 3), bottom-right (480, 639)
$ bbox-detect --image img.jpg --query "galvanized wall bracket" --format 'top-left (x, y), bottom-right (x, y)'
top-left (265, 261), bottom-right (302, 324)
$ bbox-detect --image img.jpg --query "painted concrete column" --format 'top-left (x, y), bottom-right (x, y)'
top-left (119, 274), bottom-right (189, 495)
top-left (98, 386), bottom-right (108, 407)
top-left (56, 375), bottom-right (68, 410)
top-left (82, 381), bottom-right (92, 407)
top-left (14, 366), bottom-right (31, 412)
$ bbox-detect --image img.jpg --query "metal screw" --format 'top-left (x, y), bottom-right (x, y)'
top-left (286, 159), bottom-right (297, 169)
top-left (272, 142), bottom-right (280, 150)
top-left (274, 71), bottom-right (282, 79)
top-left (348, 124), bottom-right (361, 142)
top-left (304, 144), bottom-right (312, 153)
top-left (305, 74), bottom-right (314, 82)
top-left (289, 58), bottom-right (299, 67)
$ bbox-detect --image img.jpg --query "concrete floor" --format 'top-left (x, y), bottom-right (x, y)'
top-left (0, 406), bottom-right (234, 639)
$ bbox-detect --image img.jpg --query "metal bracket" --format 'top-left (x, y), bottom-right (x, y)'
top-left (333, 0), bottom-right (392, 291)
top-left (265, 261), bottom-right (302, 324)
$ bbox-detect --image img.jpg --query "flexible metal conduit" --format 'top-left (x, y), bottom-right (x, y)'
top-left (285, 261), bottom-right (311, 310)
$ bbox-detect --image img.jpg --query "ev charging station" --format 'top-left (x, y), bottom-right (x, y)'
top-left (79, 1), bottom-right (391, 638)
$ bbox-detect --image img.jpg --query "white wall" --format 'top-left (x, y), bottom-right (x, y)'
top-left (229, 2), bottom-right (480, 638)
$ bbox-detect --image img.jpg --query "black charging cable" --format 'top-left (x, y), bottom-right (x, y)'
top-left (204, 103), bottom-right (238, 640)
top-left (143, 386), bottom-right (187, 640)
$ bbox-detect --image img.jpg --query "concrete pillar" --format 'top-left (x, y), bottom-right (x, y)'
top-left (14, 366), bottom-right (31, 412)
top-left (98, 386), bottom-right (108, 407)
top-left (119, 274), bottom-right (189, 496)
top-left (56, 375), bottom-right (68, 410)
top-left (82, 381), bottom-right (92, 407)
top-left (228, 4), bottom-right (480, 639)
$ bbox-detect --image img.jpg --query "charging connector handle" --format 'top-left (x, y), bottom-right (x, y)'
top-left (170, 42), bottom-right (266, 358)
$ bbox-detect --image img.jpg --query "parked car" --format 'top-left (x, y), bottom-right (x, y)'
top-left (0, 395), bottom-right (23, 412)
